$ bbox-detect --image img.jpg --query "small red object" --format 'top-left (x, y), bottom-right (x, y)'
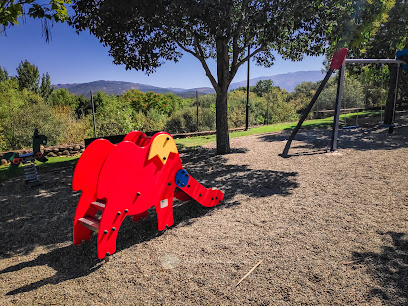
top-left (12, 158), bottom-right (22, 165)
top-left (330, 48), bottom-right (348, 70)
top-left (72, 131), bottom-right (224, 259)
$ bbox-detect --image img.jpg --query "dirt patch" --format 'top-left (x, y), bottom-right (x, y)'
top-left (1, 115), bottom-right (408, 305)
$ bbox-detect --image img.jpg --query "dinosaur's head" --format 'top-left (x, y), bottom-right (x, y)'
top-left (147, 134), bottom-right (179, 165)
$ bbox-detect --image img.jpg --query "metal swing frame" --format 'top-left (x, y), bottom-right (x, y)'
top-left (281, 49), bottom-right (407, 157)
top-left (330, 58), bottom-right (404, 151)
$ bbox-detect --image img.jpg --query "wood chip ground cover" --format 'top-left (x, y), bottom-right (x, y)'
top-left (1, 115), bottom-right (407, 304)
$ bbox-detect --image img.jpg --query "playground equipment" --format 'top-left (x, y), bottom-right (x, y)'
top-left (337, 56), bottom-right (406, 137)
top-left (282, 48), bottom-right (408, 156)
top-left (72, 131), bottom-right (224, 259)
top-left (3, 129), bottom-right (48, 184)
top-left (281, 48), bottom-right (348, 157)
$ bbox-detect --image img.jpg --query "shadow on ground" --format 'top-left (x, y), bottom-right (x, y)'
top-left (0, 146), bottom-right (298, 295)
top-left (351, 231), bottom-right (408, 305)
top-left (261, 114), bottom-right (408, 156)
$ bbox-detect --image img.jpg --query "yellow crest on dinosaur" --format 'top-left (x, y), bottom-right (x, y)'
top-left (148, 134), bottom-right (178, 164)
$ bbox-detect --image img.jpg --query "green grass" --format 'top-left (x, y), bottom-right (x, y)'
top-left (176, 110), bottom-right (379, 148)
top-left (174, 119), bottom-right (327, 148)
top-left (0, 155), bottom-right (79, 182)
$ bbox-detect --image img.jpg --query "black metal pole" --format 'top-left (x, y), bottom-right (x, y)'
top-left (91, 91), bottom-right (97, 138)
top-left (281, 69), bottom-right (334, 157)
top-left (389, 63), bottom-right (401, 134)
top-left (330, 63), bottom-right (345, 152)
top-left (245, 45), bottom-right (250, 131)
top-left (266, 97), bottom-right (269, 125)
top-left (196, 90), bottom-right (199, 132)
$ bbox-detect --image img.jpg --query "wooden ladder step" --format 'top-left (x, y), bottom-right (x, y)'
top-left (79, 216), bottom-right (100, 233)
top-left (91, 200), bottom-right (106, 211)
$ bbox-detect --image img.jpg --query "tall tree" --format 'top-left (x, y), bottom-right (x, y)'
top-left (254, 80), bottom-right (274, 97)
top-left (39, 72), bottom-right (53, 100)
top-left (72, 0), bottom-right (387, 154)
top-left (0, 66), bottom-right (9, 82)
top-left (0, 0), bottom-right (71, 41)
top-left (328, 0), bottom-right (405, 125)
top-left (48, 87), bottom-right (79, 108)
top-left (16, 59), bottom-right (40, 92)
top-left (360, 0), bottom-right (407, 125)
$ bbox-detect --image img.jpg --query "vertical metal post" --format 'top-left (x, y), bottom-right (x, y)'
top-left (389, 63), bottom-right (401, 134)
top-left (245, 45), bottom-right (250, 131)
top-left (281, 69), bottom-right (334, 157)
top-left (266, 96), bottom-right (269, 125)
top-left (196, 90), bottom-right (199, 132)
top-left (330, 63), bottom-right (345, 152)
top-left (91, 91), bottom-right (97, 138)
top-left (380, 64), bottom-right (384, 122)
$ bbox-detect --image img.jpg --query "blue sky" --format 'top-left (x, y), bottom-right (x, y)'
top-left (1, 18), bottom-right (325, 89)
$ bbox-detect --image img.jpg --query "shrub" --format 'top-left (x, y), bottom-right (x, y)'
top-left (165, 107), bottom-right (197, 133)
top-left (199, 107), bottom-right (216, 131)
top-left (2, 103), bottom-right (66, 149)
top-left (132, 109), bottom-right (167, 133)
top-left (164, 111), bottom-right (185, 133)
top-left (197, 93), bottom-right (216, 108)
top-left (228, 90), bottom-right (265, 127)
top-left (93, 92), bottom-right (133, 137)
top-left (120, 90), bottom-right (189, 117)
top-left (48, 88), bottom-right (79, 109)
top-left (314, 75), bottom-right (365, 111)
top-left (53, 106), bottom-right (91, 144)
top-left (0, 79), bottom-right (66, 149)
top-left (228, 106), bottom-right (247, 127)
top-left (265, 93), bottom-right (299, 124)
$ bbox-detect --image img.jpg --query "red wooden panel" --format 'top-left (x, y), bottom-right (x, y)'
top-left (95, 133), bottom-right (183, 258)
top-left (122, 130), bottom-right (145, 144)
top-left (72, 131), bottom-right (225, 259)
top-left (72, 139), bottom-right (115, 245)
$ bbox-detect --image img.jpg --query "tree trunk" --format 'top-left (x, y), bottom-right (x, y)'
top-left (384, 64), bottom-right (397, 125)
top-left (216, 88), bottom-right (230, 154)
top-left (215, 39), bottom-right (231, 155)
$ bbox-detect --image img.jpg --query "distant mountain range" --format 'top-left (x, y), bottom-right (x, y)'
top-left (229, 70), bottom-right (325, 92)
top-left (54, 70), bottom-right (325, 98)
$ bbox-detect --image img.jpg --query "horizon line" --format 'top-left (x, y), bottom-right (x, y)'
top-left (52, 69), bottom-right (323, 89)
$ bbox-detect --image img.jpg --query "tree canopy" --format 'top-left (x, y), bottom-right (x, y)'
top-left (72, 0), bottom-right (392, 154)
top-left (0, 0), bottom-right (71, 40)
top-left (0, 66), bottom-right (9, 82)
top-left (330, 0), bottom-right (407, 124)
top-left (254, 80), bottom-right (274, 97)
top-left (40, 72), bottom-right (53, 101)
top-left (16, 59), bottom-right (40, 92)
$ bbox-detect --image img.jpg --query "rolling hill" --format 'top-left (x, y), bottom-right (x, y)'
top-left (54, 70), bottom-right (325, 97)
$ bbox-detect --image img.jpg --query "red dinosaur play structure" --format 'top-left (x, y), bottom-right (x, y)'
top-left (72, 131), bottom-right (224, 259)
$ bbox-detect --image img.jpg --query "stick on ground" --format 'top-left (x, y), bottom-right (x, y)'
top-left (235, 259), bottom-right (263, 287)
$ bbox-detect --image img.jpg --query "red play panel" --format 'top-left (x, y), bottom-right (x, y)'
top-left (72, 131), bottom-right (224, 259)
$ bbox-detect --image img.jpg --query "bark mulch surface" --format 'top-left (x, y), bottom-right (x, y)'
top-left (1, 115), bottom-right (408, 305)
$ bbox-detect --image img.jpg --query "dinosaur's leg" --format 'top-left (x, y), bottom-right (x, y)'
top-left (96, 198), bottom-right (129, 259)
top-left (154, 195), bottom-right (175, 231)
top-left (72, 139), bottom-right (115, 246)
top-left (73, 192), bottom-right (98, 245)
